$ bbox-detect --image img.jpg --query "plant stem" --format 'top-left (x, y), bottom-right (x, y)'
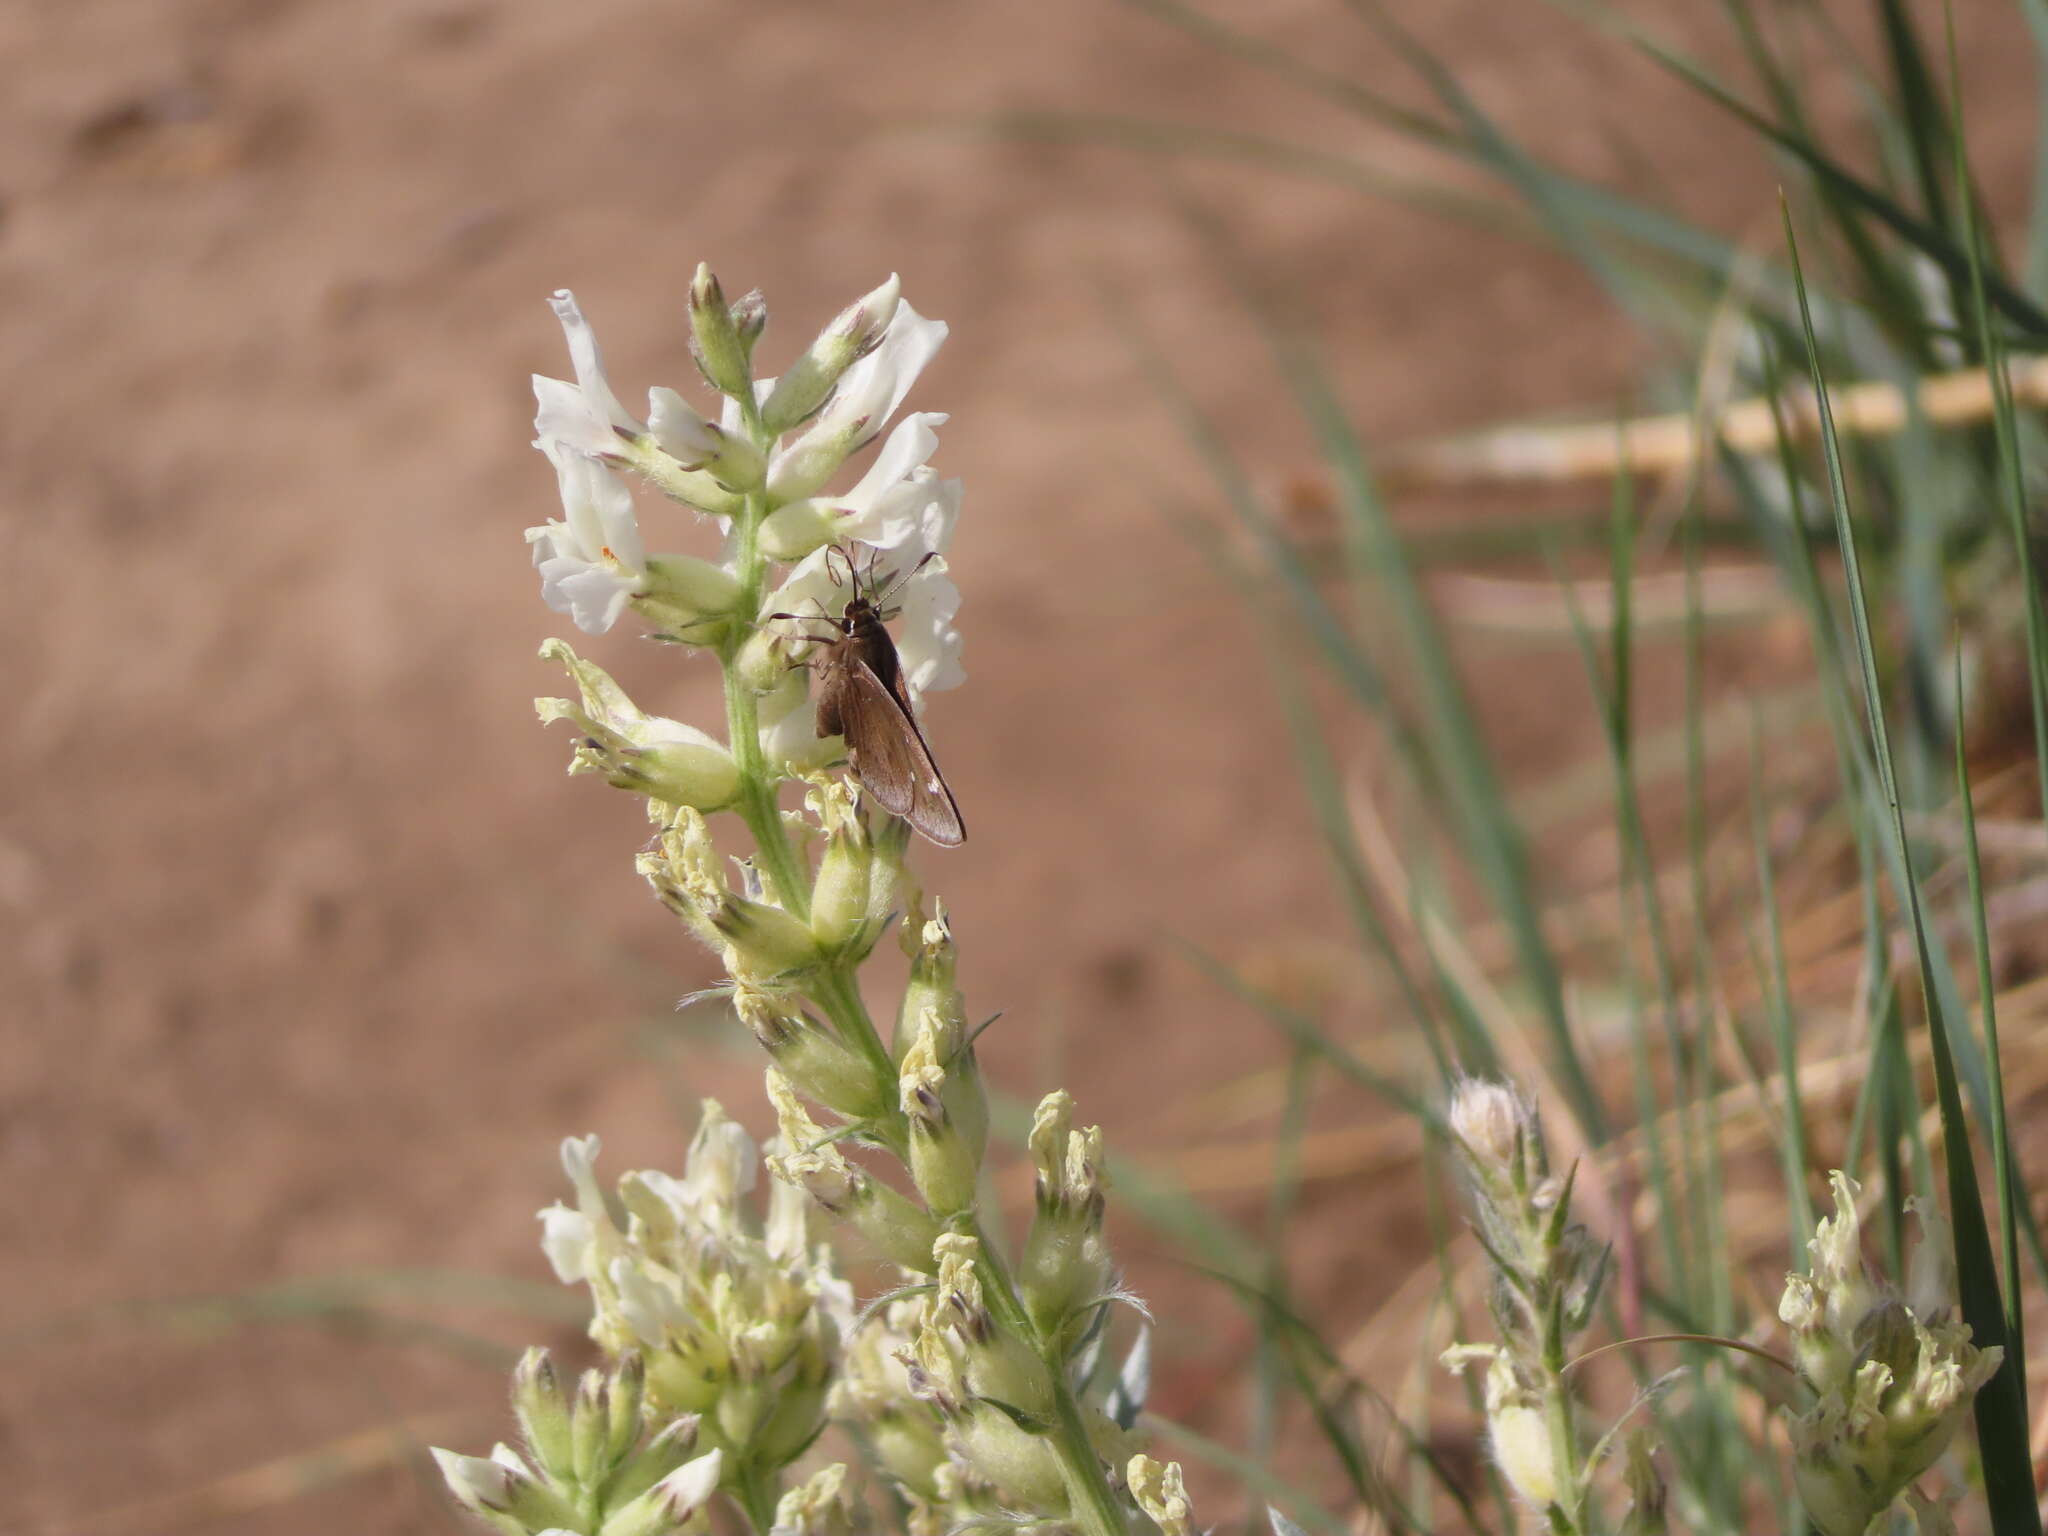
top-left (968, 1216), bottom-right (1130, 1536)
top-left (731, 1462), bottom-right (779, 1536)
top-left (721, 472), bottom-right (810, 916)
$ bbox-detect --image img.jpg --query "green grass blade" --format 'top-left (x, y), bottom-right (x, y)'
top-left (1952, 667), bottom-right (2024, 1389)
top-left (1646, 41), bottom-right (2048, 338)
top-left (1785, 199), bottom-right (2039, 1536)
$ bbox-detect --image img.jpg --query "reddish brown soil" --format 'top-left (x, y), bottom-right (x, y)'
top-left (4, 3), bottom-right (2038, 1533)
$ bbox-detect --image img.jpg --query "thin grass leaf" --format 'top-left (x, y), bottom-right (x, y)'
top-left (1785, 200), bottom-right (2039, 1536)
top-left (1954, 670), bottom-right (2026, 1391)
top-left (1646, 44), bottom-right (2048, 338)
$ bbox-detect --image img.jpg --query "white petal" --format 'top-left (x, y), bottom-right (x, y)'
top-left (845, 412), bottom-right (947, 510)
top-left (654, 1449), bottom-right (725, 1520)
top-left (828, 301), bottom-right (947, 447)
top-left (764, 546), bottom-right (844, 629)
top-left (533, 375), bottom-right (619, 459)
top-left (759, 685), bottom-right (836, 773)
top-left (541, 438), bottom-right (644, 573)
top-left (548, 290), bottom-right (641, 432)
top-left (894, 561), bottom-right (964, 698)
top-left (538, 1203), bottom-right (596, 1282)
top-left (536, 556), bottom-right (637, 635)
top-left (685, 1106), bottom-right (759, 1206)
top-left (560, 1134), bottom-right (606, 1211)
top-left (610, 1256), bottom-right (689, 1346)
top-left (648, 386), bottom-right (719, 463)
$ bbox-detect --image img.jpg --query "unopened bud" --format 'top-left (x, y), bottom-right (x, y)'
top-left (599, 1447), bottom-right (725, 1536)
top-left (953, 1407), bottom-right (1070, 1513)
top-left (761, 274), bottom-right (902, 435)
top-left (636, 554), bottom-right (742, 644)
top-left (572, 1367), bottom-right (613, 1486)
top-left (510, 1348), bottom-right (573, 1480)
top-left (647, 387), bottom-right (765, 492)
top-left (764, 1069), bottom-right (941, 1268)
top-left (433, 1445), bottom-right (578, 1535)
top-left (688, 264), bottom-right (753, 400)
top-left (728, 288), bottom-right (768, 350)
top-left (900, 1020), bottom-right (978, 1216)
top-left (1448, 1077), bottom-right (1536, 1183)
top-left (713, 895), bottom-right (822, 978)
top-left (1021, 1093), bottom-right (1112, 1336)
top-left (741, 991), bottom-right (878, 1117)
top-left (536, 641), bottom-right (740, 812)
top-left (809, 780), bottom-right (876, 955)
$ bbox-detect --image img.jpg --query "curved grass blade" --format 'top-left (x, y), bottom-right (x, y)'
top-left (1785, 199), bottom-right (2039, 1536)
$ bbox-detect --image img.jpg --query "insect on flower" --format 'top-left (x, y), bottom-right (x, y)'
top-left (774, 545), bottom-right (966, 848)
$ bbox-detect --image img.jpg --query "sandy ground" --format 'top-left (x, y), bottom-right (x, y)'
top-left (4, 1), bottom-right (2037, 1531)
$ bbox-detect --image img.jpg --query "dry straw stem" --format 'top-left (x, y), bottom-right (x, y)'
top-left (1377, 357), bottom-right (2048, 489)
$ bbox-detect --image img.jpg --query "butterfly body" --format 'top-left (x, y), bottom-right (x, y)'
top-left (805, 569), bottom-right (966, 848)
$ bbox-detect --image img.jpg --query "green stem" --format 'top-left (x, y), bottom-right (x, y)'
top-left (968, 1217), bottom-right (1130, 1536)
top-left (720, 483), bottom-right (810, 917)
top-left (730, 1463), bottom-right (779, 1536)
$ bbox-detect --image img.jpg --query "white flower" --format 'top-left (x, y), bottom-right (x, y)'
top-left (767, 302), bottom-right (949, 501)
top-left (536, 640), bottom-right (740, 809)
top-left (527, 438), bottom-right (646, 634)
top-left (538, 1133), bottom-right (613, 1284)
top-left (759, 412), bottom-right (953, 560)
top-left (891, 554), bottom-right (964, 697)
top-left (533, 289), bottom-right (644, 457)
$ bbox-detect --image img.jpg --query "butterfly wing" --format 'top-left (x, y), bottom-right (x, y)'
top-left (838, 657), bottom-right (966, 847)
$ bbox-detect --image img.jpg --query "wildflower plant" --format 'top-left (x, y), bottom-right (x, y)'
top-left (1779, 1175), bottom-right (2003, 1536)
top-left (1441, 1079), bottom-right (1612, 1531)
top-left (434, 269), bottom-right (1180, 1536)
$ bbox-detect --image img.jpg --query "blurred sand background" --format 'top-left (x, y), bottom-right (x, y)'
top-left (4, 1), bottom-right (2037, 1531)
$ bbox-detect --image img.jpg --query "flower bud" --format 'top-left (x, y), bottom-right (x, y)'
top-left (932, 1235), bottom-right (1053, 1419)
top-left (689, 264), bottom-right (754, 400)
top-left (638, 807), bottom-right (729, 953)
top-left (713, 894), bottom-right (823, 979)
top-left (1128, 1456), bottom-right (1192, 1536)
top-left (537, 641), bottom-right (741, 812)
top-left (617, 432), bottom-right (745, 520)
top-left (599, 1448), bottom-right (725, 1536)
top-left (900, 1017), bottom-right (979, 1217)
top-left (433, 1445), bottom-right (579, 1535)
top-left (728, 288), bottom-right (768, 351)
top-left (572, 1367), bottom-right (615, 1486)
top-left (1021, 1094), bottom-right (1113, 1339)
top-left (761, 274), bottom-right (902, 435)
top-left (740, 989), bottom-right (879, 1118)
top-left (952, 1407), bottom-right (1070, 1513)
top-left (809, 780), bottom-right (878, 956)
top-left (758, 500), bottom-right (843, 563)
top-left (510, 1348), bottom-right (573, 1480)
top-left (765, 1069), bottom-right (943, 1270)
top-left (647, 388), bottom-right (766, 493)
top-left (635, 554), bottom-right (742, 644)
top-left (1448, 1077), bottom-right (1536, 1185)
